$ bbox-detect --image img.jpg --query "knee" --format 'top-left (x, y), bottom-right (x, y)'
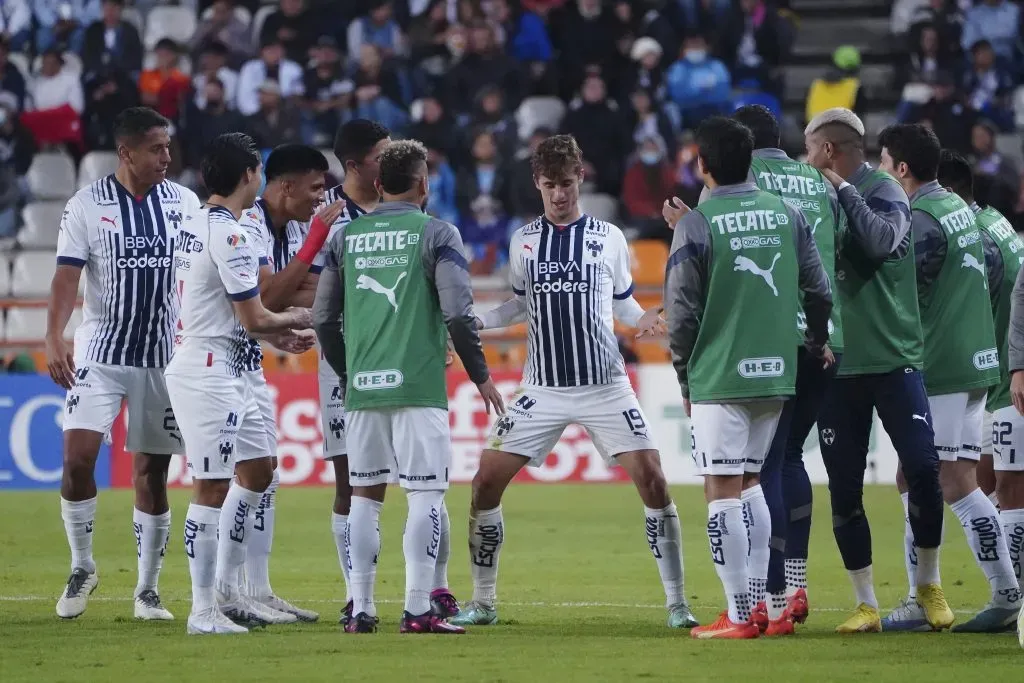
top-left (238, 460), bottom-right (274, 492)
top-left (195, 479), bottom-right (230, 507)
top-left (63, 446), bottom-right (98, 480)
top-left (828, 482), bottom-right (864, 518)
top-left (996, 472), bottom-right (1024, 509)
top-left (471, 470), bottom-right (503, 511)
top-left (636, 465), bottom-right (670, 507)
top-left (133, 455), bottom-right (169, 488)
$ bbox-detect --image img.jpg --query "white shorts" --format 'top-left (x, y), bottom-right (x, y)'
top-left (246, 369), bottom-right (277, 454)
top-left (485, 380), bottom-right (656, 466)
top-left (690, 401), bottom-right (784, 476)
top-left (346, 407), bottom-right (451, 490)
top-left (63, 362), bottom-right (180, 454)
top-left (166, 370), bottom-right (272, 480)
top-left (991, 405), bottom-right (1024, 472)
top-left (318, 375), bottom-right (347, 459)
top-left (928, 390), bottom-right (986, 462)
top-left (983, 410), bottom-right (994, 454)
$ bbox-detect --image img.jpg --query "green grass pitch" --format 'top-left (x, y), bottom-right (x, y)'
top-left (0, 484), bottom-right (1020, 682)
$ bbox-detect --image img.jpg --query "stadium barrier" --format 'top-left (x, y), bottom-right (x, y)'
top-left (0, 367), bottom-right (902, 490)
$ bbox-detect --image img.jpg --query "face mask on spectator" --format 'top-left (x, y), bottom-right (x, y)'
top-left (685, 49), bottom-right (707, 63)
top-left (640, 150), bottom-right (662, 165)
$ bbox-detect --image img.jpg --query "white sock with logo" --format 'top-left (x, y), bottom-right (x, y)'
top-left (848, 566), bottom-right (878, 608)
top-left (900, 492), bottom-right (918, 599)
top-left (61, 497), bottom-right (97, 574)
top-left (347, 496), bottom-right (383, 618)
top-left (741, 486), bottom-right (770, 607)
top-left (468, 506), bottom-right (503, 607)
top-left (707, 498), bottom-right (751, 623)
top-left (434, 501), bottom-right (450, 590)
top-left (133, 508), bottom-right (170, 596)
top-left (951, 488), bottom-right (1019, 606)
top-left (404, 490), bottom-right (444, 616)
top-left (332, 512), bottom-right (351, 602)
top-left (215, 483), bottom-right (261, 601)
top-left (243, 470), bottom-right (278, 599)
top-left (644, 502), bottom-right (685, 607)
top-left (1000, 508), bottom-right (1024, 586)
top-left (185, 503), bottom-right (219, 613)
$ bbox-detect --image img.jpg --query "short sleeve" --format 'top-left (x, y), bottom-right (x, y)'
top-left (56, 195), bottom-right (90, 267)
top-left (211, 229), bottom-right (261, 301)
top-left (508, 230), bottom-right (526, 296)
top-left (610, 228), bottom-right (634, 300)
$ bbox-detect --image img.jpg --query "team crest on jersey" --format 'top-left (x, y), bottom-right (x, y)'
top-left (226, 233), bottom-right (247, 247)
top-left (585, 239), bottom-right (603, 257)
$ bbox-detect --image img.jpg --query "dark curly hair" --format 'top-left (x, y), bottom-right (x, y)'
top-left (530, 134), bottom-right (583, 180)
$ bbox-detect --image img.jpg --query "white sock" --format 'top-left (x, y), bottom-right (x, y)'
top-left (184, 503), bottom-right (220, 613)
top-left (784, 558), bottom-right (807, 596)
top-left (900, 492), bottom-right (917, 599)
top-left (741, 486), bottom-right (770, 607)
top-left (404, 490), bottom-right (444, 615)
top-left (951, 488), bottom-right (1019, 606)
top-left (133, 508), bottom-right (170, 596)
top-left (468, 506), bottom-right (503, 607)
top-left (61, 497), bottom-right (97, 574)
top-left (707, 498), bottom-right (752, 623)
top-left (768, 591), bottom-right (788, 620)
top-left (347, 496), bottom-right (383, 618)
top-left (244, 470), bottom-right (277, 599)
top-left (915, 546), bottom-right (941, 588)
top-left (644, 502), bottom-right (685, 607)
top-left (215, 483), bottom-right (261, 601)
top-left (848, 566), bottom-right (878, 608)
top-left (434, 501), bottom-right (450, 591)
top-left (332, 512), bottom-right (351, 602)
top-left (1001, 508), bottom-right (1024, 585)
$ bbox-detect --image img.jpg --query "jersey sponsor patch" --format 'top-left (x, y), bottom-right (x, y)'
top-left (351, 369), bottom-right (404, 391)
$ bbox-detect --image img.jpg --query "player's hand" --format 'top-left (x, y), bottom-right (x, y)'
top-left (635, 306), bottom-right (666, 339)
top-left (662, 196), bottom-right (690, 229)
top-left (1012, 371), bottom-right (1024, 416)
top-left (315, 200), bottom-right (345, 227)
top-left (820, 168), bottom-right (844, 188)
top-left (287, 307), bottom-right (314, 330)
top-left (445, 338), bottom-right (455, 367)
top-left (476, 377), bottom-right (505, 416)
top-left (683, 397), bottom-right (691, 418)
top-left (819, 344), bottom-right (836, 369)
top-left (45, 334), bottom-right (76, 389)
top-left (273, 329), bottom-right (317, 355)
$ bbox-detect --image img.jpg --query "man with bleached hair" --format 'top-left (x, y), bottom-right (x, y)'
top-left (802, 108), bottom-right (949, 634)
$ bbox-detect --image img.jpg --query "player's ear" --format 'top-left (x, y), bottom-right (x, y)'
top-left (373, 176), bottom-right (383, 197)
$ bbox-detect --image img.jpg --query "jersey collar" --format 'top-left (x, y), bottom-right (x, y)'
top-left (541, 213), bottom-right (588, 232)
top-left (109, 173), bottom-right (157, 203)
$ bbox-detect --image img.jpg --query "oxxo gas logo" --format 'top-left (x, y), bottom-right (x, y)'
top-left (737, 357), bottom-right (785, 378)
top-left (974, 348), bottom-right (999, 370)
top-left (353, 370), bottom-right (404, 391)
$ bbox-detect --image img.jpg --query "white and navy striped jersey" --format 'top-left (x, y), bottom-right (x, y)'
top-left (56, 175), bottom-right (202, 367)
top-left (315, 185), bottom-right (368, 382)
top-left (511, 215), bottom-right (634, 387)
top-left (168, 206), bottom-right (262, 377)
top-left (239, 197), bottom-right (322, 276)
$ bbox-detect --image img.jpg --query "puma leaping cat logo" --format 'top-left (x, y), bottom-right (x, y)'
top-left (962, 252), bottom-right (986, 277)
top-left (356, 272), bottom-right (407, 312)
top-left (811, 217), bottom-right (822, 235)
top-left (734, 253), bottom-right (782, 296)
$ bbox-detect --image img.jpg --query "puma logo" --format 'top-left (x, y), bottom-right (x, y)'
top-left (811, 217), bottom-right (822, 235)
top-left (356, 272), bottom-right (407, 312)
top-left (912, 413), bottom-right (928, 423)
top-left (962, 252), bottom-right (986, 281)
top-left (100, 215), bottom-right (118, 230)
top-left (734, 253), bottom-right (782, 296)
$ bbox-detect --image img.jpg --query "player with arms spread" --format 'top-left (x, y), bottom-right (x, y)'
top-left (48, 107), bottom-right (201, 621)
top-left (167, 133), bottom-right (313, 635)
top-left (451, 134), bottom-right (698, 630)
top-left (314, 139), bottom-right (500, 634)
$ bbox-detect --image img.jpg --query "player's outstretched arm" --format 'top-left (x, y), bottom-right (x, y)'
top-left (312, 239), bottom-right (347, 380)
top-left (663, 210), bottom-right (710, 399)
top-left (476, 296), bottom-right (527, 330)
top-left (45, 265), bottom-right (82, 389)
top-left (791, 205), bottom-right (833, 357)
top-left (260, 201), bottom-right (344, 311)
top-left (234, 296), bottom-right (313, 335)
top-left (828, 169), bottom-right (911, 261)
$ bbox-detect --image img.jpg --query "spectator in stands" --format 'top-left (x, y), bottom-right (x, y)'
top-left (27, 49), bottom-right (83, 115)
top-left (138, 39), bottom-right (191, 123)
top-left (300, 36), bottom-right (352, 147)
top-left (961, 0), bottom-right (1019, 63)
top-left (907, 0), bottom-right (964, 56)
top-left (623, 133), bottom-right (675, 239)
top-left (184, 77), bottom-right (245, 168)
top-left (489, 0), bottom-right (553, 64)
top-left (236, 38), bottom-right (303, 116)
top-left (665, 34), bottom-right (732, 130)
top-left (552, 0), bottom-right (628, 97)
top-left (244, 80), bottom-right (302, 149)
top-left (665, 0), bottom-right (731, 39)
top-left (444, 20), bottom-right (522, 116)
top-left (191, 0), bottom-right (252, 68)
top-left (350, 43), bottom-right (408, 132)
top-left (425, 145), bottom-right (459, 226)
top-left (82, 64), bottom-right (139, 149)
top-left (561, 72), bottom-right (629, 196)
top-left (962, 39), bottom-right (1015, 132)
top-left (456, 128), bottom-right (508, 218)
top-left (506, 126), bottom-right (548, 225)
top-left (902, 70), bottom-right (975, 154)
top-left (805, 46), bottom-right (865, 125)
top-left (471, 86), bottom-right (518, 163)
top-left (626, 86), bottom-right (675, 156)
top-left (461, 194), bottom-right (511, 275)
top-left (35, 0), bottom-right (101, 53)
top-left (408, 0), bottom-right (451, 67)
top-left (260, 0), bottom-right (318, 64)
top-left (623, 37), bottom-right (666, 105)
top-left (672, 132), bottom-right (703, 210)
top-left (897, 23), bottom-right (951, 88)
top-left (971, 119), bottom-right (1019, 209)
top-left (0, 91), bottom-right (34, 237)
top-left (719, 0), bottom-right (787, 97)
top-left (82, 0), bottom-right (142, 77)
top-left (192, 40), bottom-right (238, 111)
top-left (0, 0), bottom-right (30, 51)
top-left (0, 37), bottom-right (27, 111)
top-left (408, 95), bottom-right (458, 163)
top-left (347, 0), bottom-right (407, 64)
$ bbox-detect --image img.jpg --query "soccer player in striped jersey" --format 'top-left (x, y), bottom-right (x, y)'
top-left (233, 143), bottom-right (347, 622)
top-left (451, 134), bottom-right (699, 630)
top-left (168, 133), bottom-right (313, 635)
top-left (47, 107), bottom-right (201, 621)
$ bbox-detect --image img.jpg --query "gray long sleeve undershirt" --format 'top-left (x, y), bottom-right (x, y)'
top-left (1008, 258), bottom-right (1024, 373)
top-left (838, 162), bottom-right (913, 261)
top-left (664, 182), bottom-right (833, 398)
top-left (312, 201), bottom-right (490, 386)
top-left (910, 181), bottom-right (947, 303)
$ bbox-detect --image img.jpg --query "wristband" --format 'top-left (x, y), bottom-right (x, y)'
top-left (296, 215), bottom-right (330, 265)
